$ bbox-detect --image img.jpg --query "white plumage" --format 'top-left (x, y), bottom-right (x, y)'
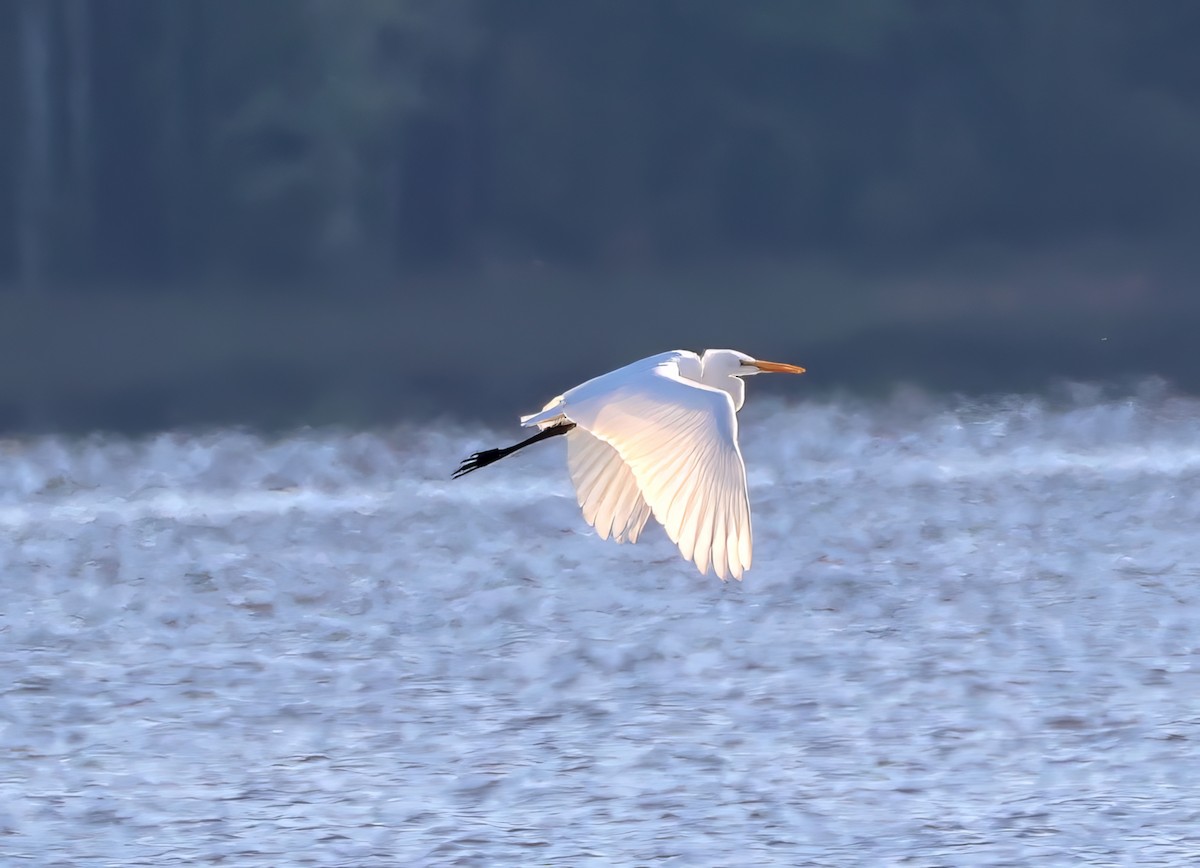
top-left (455, 349), bottom-right (805, 581)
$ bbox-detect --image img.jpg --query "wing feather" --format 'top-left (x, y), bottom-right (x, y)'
top-left (566, 429), bottom-right (651, 544)
top-left (620, 494), bottom-right (654, 544)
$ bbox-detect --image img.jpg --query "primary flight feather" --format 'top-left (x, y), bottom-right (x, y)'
top-left (453, 349), bottom-right (805, 581)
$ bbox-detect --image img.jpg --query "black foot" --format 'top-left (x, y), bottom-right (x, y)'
top-left (452, 448), bottom-right (505, 479)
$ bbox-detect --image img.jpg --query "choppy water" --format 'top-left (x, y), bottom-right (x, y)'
top-left (2, 383), bottom-right (1199, 866)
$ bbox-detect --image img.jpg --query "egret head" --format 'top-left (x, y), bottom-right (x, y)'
top-left (701, 349), bottom-right (806, 378)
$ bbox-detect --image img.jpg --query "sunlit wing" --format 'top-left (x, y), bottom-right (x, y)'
top-left (543, 355), bottom-right (752, 580)
top-left (566, 429), bottom-right (653, 543)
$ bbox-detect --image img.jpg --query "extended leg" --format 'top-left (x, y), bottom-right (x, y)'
top-left (452, 422), bottom-right (576, 478)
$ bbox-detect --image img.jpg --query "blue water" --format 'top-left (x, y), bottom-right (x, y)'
top-left (1, 384), bottom-right (1198, 865)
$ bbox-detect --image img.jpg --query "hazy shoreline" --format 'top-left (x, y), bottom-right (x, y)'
top-left (3, 244), bottom-right (1198, 435)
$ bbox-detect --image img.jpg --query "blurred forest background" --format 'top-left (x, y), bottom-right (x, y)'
top-left (3, 0), bottom-right (1200, 433)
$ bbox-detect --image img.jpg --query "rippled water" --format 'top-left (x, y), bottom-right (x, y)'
top-left (2, 384), bottom-right (1199, 865)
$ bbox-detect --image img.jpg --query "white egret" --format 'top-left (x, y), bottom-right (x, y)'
top-left (453, 349), bottom-right (805, 581)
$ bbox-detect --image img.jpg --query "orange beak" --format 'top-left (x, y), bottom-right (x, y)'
top-left (750, 359), bottom-right (806, 374)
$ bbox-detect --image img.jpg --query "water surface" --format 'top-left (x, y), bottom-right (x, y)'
top-left (1, 385), bottom-right (1198, 865)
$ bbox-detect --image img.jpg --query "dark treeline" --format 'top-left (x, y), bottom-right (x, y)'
top-left (4, 1), bottom-right (1200, 433)
top-left (5, 0), bottom-right (1200, 290)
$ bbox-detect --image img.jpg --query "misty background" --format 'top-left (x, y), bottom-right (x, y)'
top-left (4, 0), bottom-right (1200, 434)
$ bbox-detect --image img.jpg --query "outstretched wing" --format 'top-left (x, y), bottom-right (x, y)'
top-left (566, 429), bottom-right (653, 544)
top-left (528, 354), bottom-right (752, 581)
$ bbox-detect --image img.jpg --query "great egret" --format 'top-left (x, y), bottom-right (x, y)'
top-left (453, 349), bottom-right (805, 581)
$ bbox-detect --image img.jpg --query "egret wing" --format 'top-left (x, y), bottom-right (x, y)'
top-left (552, 357), bottom-right (752, 580)
top-left (566, 429), bottom-right (654, 543)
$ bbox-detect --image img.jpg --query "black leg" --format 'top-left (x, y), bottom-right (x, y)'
top-left (452, 423), bottom-right (576, 478)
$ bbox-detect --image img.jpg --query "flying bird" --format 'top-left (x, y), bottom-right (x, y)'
top-left (453, 349), bottom-right (805, 581)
